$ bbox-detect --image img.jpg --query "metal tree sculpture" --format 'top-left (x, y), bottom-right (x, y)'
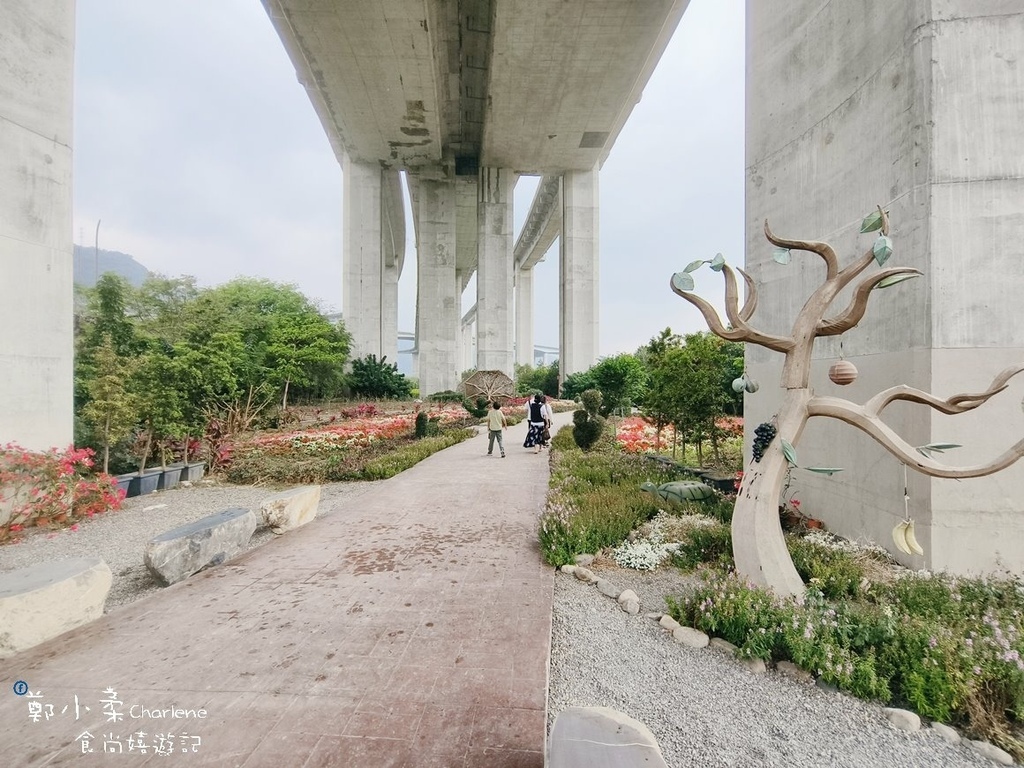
top-left (671, 207), bottom-right (1024, 599)
top-left (461, 370), bottom-right (515, 403)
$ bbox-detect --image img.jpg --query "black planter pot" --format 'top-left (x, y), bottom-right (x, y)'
top-left (157, 464), bottom-right (185, 491)
top-left (128, 470), bottom-right (162, 497)
top-left (115, 473), bottom-right (136, 498)
top-left (182, 462), bottom-right (206, 482)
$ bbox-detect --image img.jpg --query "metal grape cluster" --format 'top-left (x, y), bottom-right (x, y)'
top-left (752, 422), bottom-right (777, 463)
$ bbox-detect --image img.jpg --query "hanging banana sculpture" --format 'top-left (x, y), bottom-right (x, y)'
top-left (892, 519), bottom-right (924, 556)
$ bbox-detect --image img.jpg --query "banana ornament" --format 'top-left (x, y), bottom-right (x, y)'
top-left (903, 519), bottom-right (924, 556)
top-left (892, 519), bottom-right (924, 556)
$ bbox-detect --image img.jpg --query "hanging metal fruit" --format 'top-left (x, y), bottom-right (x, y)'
top-left (829, 360), bottom-right (858, 385)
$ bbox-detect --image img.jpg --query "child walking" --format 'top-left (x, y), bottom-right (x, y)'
top-left (486, 401), bottom-right (508, 457)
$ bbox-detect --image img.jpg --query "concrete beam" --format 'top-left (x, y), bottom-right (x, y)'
top-left (0, 0), bottom-right (75, 450)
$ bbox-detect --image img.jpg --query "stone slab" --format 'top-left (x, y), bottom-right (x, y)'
top-left (260, 484), bottom-right (321, 534)
top-left (144, 508), bottom-right (257, 586)
top-left (0, 557), bottom-right (111, 658)
top-left (549, 706), bottom-right (668, 768)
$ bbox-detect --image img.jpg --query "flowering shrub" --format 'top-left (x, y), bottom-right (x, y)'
top-left (612, 515), bottom-right (685, 570)
top-left (0, 443), bottom-right (125, 540)
top-left (667, 568), bottom-right (1024, 758)
top-left (616, 417), bottom-right (669, 453)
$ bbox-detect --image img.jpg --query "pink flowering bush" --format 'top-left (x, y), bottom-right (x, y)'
top-left (0, 443), bottom-right (125, 540)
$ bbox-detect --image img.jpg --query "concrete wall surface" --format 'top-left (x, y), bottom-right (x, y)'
top-left (745, 1), bottom-right (1024, 575)
top-left (0, 0), bottom-right (75, 451)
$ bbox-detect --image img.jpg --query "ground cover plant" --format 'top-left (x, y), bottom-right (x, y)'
top-left (539, 427), bottom-right (1024, 757)
top-left (223, 401), bottom-right (476, 484)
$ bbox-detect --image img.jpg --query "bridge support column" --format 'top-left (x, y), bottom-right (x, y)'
top-left (476, 168), bottom-right (514, 375)
top-left (0, 0), bottom-right (75, 451)
top-left (559, 168), bottom-right (600, 381)
top-left (746, 0), bottom-right (1024, 576)
top-left (416, 177), bottom-right (459, 396)
top-left (379, 169), bottom-right (404, 365)
top-left (342, 155), bottom-right (384, 361)
top-left (515, 266), bottom-right (534, 368)
top-left (460, 315), bottom-right (475, 376)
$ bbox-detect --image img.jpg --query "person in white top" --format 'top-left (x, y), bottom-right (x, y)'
top-left (523, 394), bottom-right (547, 453)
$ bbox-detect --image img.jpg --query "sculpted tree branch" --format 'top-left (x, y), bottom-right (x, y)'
top-left (818, 267), bottom-right (923, 336)
top-left (807, 394), bottom-right (1024, 478)
top-left (737, 268), bottom-right (757, 322)
top-left (669, 277), bottom-right (794, 353)
top-left (863, 366), bottom-right (1024, 416)
top-left (671, 205), bottom-right (1024, 600)
top-left (763, 220), bottom-right (839, 280)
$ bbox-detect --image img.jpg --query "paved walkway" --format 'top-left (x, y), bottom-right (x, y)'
top-left (0, 413), bottom-right (570, 768)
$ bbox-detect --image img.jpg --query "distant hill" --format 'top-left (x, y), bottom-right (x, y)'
top-left (73, 244), bottom-right (150, 288)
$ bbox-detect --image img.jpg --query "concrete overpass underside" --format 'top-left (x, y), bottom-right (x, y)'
top-left (262, 0), bottom-right (690, 394)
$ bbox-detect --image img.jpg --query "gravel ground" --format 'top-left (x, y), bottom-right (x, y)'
top-left (0, 478), bottom-right (381, 608)
top-left (0, 481), bottom-right (1011, 766)
top-left (548, 560), bottom-right (1002, 768)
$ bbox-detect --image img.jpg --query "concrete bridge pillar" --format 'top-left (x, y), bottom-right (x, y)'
top-left (0, 0), bottom-right (75, 451)
top-left (342, 155), bottom-right (383, 361)
top-left (415, 177), bottom-right (459, 396)
top-left (559, 167), bottom-right (600, 381)
top-left (476, 167), bottom-right (514, 375)
top-left (746, 1), bottom-right (1024, 576)
top-left (515, 266), bottom-right (535, 368)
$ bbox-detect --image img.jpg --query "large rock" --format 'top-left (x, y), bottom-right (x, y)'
top-left (260, 485), bottom-right (321, 534)
top-left (144, 508), bottom-right (257, 586)
top-left (0, 557), bottom-right (112, 658)
top-left (549, 706), bottom-right (668, 768)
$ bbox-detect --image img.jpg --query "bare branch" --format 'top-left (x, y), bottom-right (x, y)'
top-left (808, 394), bottom-right (1024, 479)
top-left (670, 279), bottom-right (794, 353)
top-left (864, 365), bottom-right (1024, 416)
top-left (764, 219), bottom-right (839, 280)
top-left (737, 267), bottom-right (757, 321)
top-left (817, 267), bottom-right (923, 336)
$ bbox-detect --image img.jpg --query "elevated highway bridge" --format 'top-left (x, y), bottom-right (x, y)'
top-left (4, 1), bottom-right (1024, 578)
top-left (262, 0), bottom-right (690, 394)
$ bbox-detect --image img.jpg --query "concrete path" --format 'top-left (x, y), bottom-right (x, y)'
top-left (0, 413), bottom-right (570, 768)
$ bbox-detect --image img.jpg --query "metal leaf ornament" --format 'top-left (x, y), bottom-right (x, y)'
top-left (873, 235), bottom-right (893, 266)
top-left (671, 271), bottom-right (695, 292)
top-left (860, 210), bottom-right (885, 233)
top-left (773, 247), bottom-right (791, 265)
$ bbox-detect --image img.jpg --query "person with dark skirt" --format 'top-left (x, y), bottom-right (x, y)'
top-left (523, 394), bottom-right (546, 453)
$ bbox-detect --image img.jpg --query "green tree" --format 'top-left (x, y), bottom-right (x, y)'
top-left (349, 354), bottom-right (412, 399)
top-left (640, 329), bottom-right (685, 450)
top-left (129, 274), bottom-right (200, 344)
top-left (80, 336), bottom-right (138, 474)
top-left (590, 353), bottom-right (649, 415)
top-left (515, 361), bottom-right (559, 397)
top-left (180, 278), bottom-right (349, 403)
top-left (560, 368), bottom-right (599, 401)
top-left (675, 332), bottom-right (732, 465)
top-left (129, 351), bottom-right (186, 471)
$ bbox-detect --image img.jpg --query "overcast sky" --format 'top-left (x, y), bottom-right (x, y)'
top-left (73, 0), bottom-right (743, 357)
